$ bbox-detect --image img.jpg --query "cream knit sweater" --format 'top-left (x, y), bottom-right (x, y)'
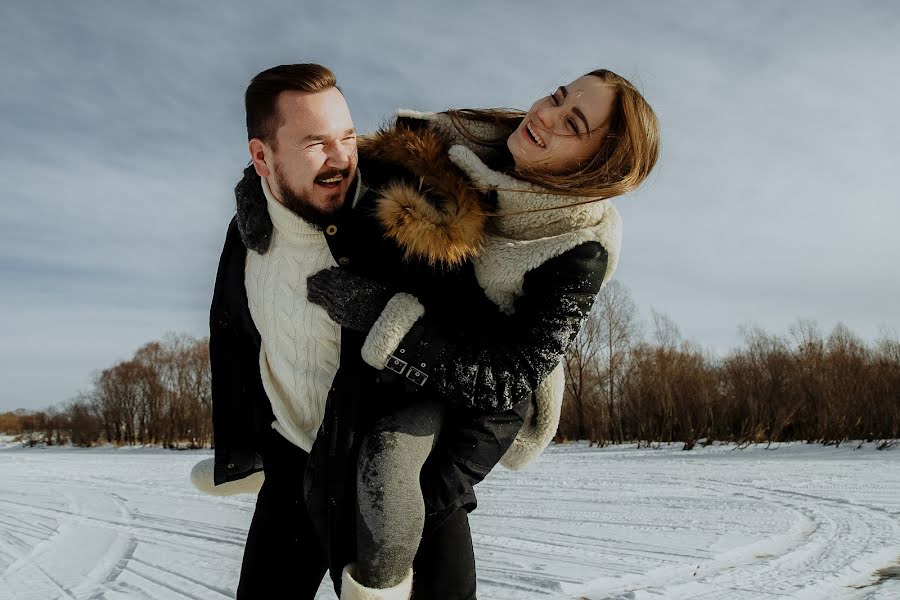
top-left (245, 177), bottom-right (340, 452)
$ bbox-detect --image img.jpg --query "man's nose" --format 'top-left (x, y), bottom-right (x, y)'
top-left (326, 142), bottom-right (352, 169)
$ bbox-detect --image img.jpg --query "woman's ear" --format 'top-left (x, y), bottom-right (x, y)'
top-left (248, 138), bottom-right (272, 177)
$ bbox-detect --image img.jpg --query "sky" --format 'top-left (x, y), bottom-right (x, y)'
top-left (1, 1), bottom-right (898, 411)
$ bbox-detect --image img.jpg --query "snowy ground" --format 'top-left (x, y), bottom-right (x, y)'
top-left (1, 442), bottom-right (898, 600)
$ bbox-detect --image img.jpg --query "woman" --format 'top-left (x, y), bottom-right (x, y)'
top-left (305, 69), bottom-right (659, 599)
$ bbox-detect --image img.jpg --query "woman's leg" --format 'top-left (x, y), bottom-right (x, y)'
top-left (355, 398), bottom-right (445, 589)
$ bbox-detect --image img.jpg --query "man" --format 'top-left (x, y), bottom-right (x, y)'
top-left (207, 64), bottom-right (481, 600)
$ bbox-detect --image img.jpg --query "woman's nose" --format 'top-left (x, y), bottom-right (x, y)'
top-left (535, 104), bottom-right (559, 130)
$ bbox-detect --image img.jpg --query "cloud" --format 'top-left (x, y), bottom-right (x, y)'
top-left (1, 0), bottom-right (899, 409)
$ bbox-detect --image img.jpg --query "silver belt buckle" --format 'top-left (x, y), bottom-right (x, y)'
top-left (406, 366), bottom-right (428, 386)
top-left (386, 355), bottom-right (408, 375)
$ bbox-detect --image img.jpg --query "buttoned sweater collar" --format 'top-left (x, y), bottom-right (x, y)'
top-left (239, 168), bottom-right (365, 248)
top-left (260, 176), bottom-right (322, 239)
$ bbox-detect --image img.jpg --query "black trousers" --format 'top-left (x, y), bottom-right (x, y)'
top-left (237, 429), bottom-right (477, 599)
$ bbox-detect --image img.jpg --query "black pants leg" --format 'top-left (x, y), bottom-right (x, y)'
top-left (411, 506), bottom-right (477, 600)
top-left (237, 431), bottom-right (328, 599)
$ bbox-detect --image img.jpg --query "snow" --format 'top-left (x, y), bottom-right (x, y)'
top-left (1, 442), bottom-right (898, 599)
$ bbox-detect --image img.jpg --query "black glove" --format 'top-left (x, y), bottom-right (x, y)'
top-left (307, 267), bottom-right (396, 332)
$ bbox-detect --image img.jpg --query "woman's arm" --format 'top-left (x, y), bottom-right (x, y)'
top-left (356, 241), bottom-right (609, 413)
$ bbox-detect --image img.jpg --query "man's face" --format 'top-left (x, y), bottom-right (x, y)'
top-left (255, 87), bottom-right (358, 225)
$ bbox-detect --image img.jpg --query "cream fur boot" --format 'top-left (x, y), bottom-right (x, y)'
top-left (340, 564), bottom-right (413, 600)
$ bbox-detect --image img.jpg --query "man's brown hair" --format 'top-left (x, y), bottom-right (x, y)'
top-left (245, 63), bottom-right (338, 146)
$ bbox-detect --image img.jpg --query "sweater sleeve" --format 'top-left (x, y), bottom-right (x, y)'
top-left (361, 241), bottom-right (609, 413)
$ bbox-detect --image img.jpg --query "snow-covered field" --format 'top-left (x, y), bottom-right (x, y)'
top-left (1, 442), bottom-right (898, 600)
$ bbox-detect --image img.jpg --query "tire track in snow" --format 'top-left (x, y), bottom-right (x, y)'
top-left (3, 445), bottom-right (897, 600)
top-left (0, 489), bottom-right (81, 600)
top-left (701, 479), bottom-right (900, 600)
top-left (0, 496), bottom-right (245, 549)
top-left (474, 465), bottom-right (775, 598)
top-left (568, 474), bottom-right (900, 600)
top-left (125, 556), bottom-right (233, 598)
top-left (69, 490), bottom-right (137, 599)
top-left (0, 477), bottom-right (238, 600)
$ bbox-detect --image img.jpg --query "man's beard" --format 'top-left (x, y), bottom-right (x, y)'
top-left (272, 162), bottom-right (349, 229)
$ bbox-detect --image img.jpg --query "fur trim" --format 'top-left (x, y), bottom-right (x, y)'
top-left (234, 165), bottom-right (272, 253)
top-left (360, 125), bottom-right (490, 267)
top-left (361, 293), bottom-right (425, 370)
top-left (500, 363), bottom-right (565, 470)
top-left (340, 564), bottom-right (412, 600)
top-left (189, 458), bottom-right (264, 496)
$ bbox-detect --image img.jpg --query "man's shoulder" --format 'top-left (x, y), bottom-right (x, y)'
top-left (224, 214), bottom-right (240, 237)
top-left (218, 215), bottom-right (243, 251)
top-left (213, 214), bottom-right (248, 276)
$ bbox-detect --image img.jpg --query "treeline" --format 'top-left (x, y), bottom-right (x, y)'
top-left (3, 286), bottom-right (899, 449)
top-left (2, 334), bottom-right (211, 448)
top-left (558, 281), bottom-right (900, 448)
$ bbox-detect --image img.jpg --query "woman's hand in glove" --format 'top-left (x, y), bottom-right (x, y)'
top-left (307, 267), bottom-right (396, 332)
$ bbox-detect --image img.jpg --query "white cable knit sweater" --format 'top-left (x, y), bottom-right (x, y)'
top-left (244, 177), bottom-right (340, 452)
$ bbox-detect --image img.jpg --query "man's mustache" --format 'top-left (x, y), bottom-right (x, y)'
top-left (314, 168), bottom-right (351, 182)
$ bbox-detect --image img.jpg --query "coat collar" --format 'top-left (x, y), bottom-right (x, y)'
top-left (234, 165), bottom-right (272, 254)
top-left (233, 165), bottom-right (365, 254)
top-left (357, 120), bottom-right (490, 267)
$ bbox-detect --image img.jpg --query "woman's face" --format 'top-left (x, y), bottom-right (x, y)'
top-left (507, 75), bottom-right (616, 175)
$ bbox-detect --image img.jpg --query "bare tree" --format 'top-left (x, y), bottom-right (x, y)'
top-left (65, 393), bottom-right (103, 446)
top-left (563, 300), bottom-right (602, 441)
top-left (596, 281), bottom-right (641, 443)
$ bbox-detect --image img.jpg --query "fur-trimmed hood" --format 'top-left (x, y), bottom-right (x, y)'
top-left (357, 124), bottom-right (490, 266)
